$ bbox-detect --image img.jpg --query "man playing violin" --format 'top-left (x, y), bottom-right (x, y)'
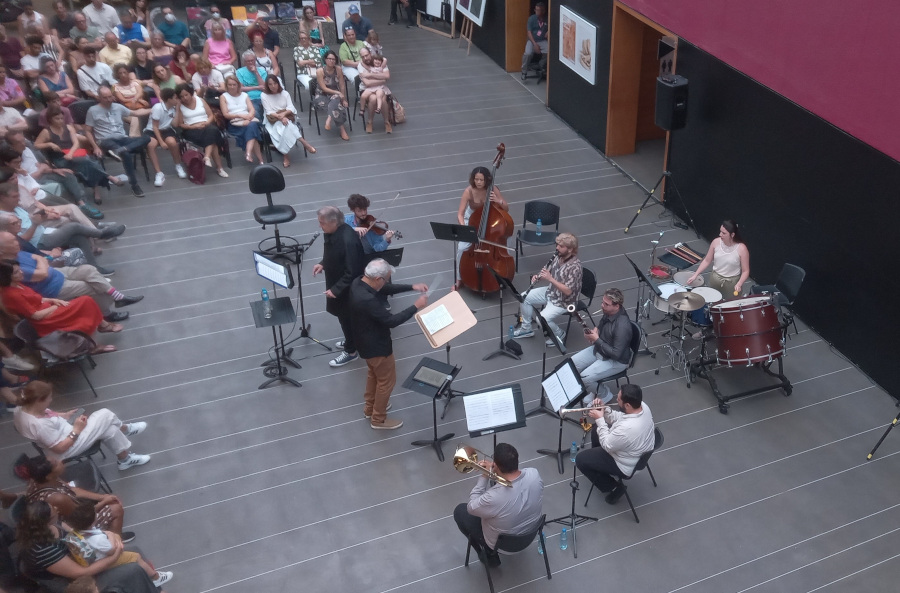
top-left (512, 232), bottom-right (582, 347)
top-left (345, 193), bottom-right (393, 254)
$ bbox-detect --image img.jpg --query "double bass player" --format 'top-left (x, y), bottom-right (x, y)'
top-left (454, 165), bottom-right (509, 290)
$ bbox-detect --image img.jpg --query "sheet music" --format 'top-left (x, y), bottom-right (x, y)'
top-left (463, 388), bottom-right (517, 432)
top-left (542, 363), bottom-right (584, 412)
top-left (420, 304), bottom-right (453, 335)
top-left (557, 363), bottom-right (582, 398)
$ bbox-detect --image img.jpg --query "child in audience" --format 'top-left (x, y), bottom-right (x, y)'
top-left (364, 30), bottom-right (382, 57)
top-left (359, 54), bottom-right (390, 115)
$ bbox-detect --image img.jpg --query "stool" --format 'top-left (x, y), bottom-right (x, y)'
top-left (250, 164), bottom-right (296, 257)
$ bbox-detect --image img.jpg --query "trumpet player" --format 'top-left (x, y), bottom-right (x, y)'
top-left (575, 385), bottom-right (655, 505)
top-left (453, 443), bottom-right (544, 567)
top-left (571, 287), bottom-right (633, 402)
top-left (512, 232), bottom-right (582, 347)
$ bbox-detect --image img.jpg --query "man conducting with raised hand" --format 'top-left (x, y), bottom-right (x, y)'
top-left (349, 259), bottom-right (427, 430)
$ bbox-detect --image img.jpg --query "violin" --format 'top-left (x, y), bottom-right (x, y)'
top-left (357, 214), bottom-right (403, 239)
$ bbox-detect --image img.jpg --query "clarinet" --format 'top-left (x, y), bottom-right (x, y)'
top-left (566, 304), bottom-right (593, 334)
top-left (523, 252), bottom-right (559, 295)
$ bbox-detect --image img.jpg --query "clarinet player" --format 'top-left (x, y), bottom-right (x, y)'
top-left (512, 233), bottom-right (582, 347)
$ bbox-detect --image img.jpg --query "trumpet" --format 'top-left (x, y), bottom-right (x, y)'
top-left (559, 405), bottom-right (605, 416)
top-left (453, 445), bottom-right (512, 487)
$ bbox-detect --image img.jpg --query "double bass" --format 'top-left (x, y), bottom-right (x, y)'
top-left (459, 144), bottom-right (516, 293)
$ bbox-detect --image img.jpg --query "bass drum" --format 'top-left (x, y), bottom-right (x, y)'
top-left (711, 295), bottom-right (784, 365)
top-left (652, 283), bottom-right (681, 313)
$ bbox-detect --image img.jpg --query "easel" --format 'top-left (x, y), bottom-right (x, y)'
top-left (418, 0), bottom-right (457, 39)
top-left (458, 15), bottom-right (474, 55)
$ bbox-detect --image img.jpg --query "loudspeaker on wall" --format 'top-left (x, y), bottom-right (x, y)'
top-left (655, 75), bottom-right (689, 131)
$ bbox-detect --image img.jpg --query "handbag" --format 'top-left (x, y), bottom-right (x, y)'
top-left (58, 247), bottom-right (87, 267)
top-left (391, 96), bottom-right (406, 124)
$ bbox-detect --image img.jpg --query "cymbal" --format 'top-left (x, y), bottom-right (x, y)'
top-left (668, 291), bottom-right (706, 311)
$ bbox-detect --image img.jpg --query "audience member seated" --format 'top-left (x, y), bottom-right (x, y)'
top-left (174, 83), bottom-right (228, 178)
top-left (0, 26), bottom-right (24, 80)
top-left (115, 11), bottom-right (148, 51)
top-left (293, 31), bottom-right (322, 91)
top-left (68, 36), bottom-right (91, 73)
top-left (146, 31), bottom-right (173, 68)
top-left (248, 16), bottom-right (280, 59)
top-left (314, 50), bottom-right (350, 141)
top-left (203, 22), bottom-right (237, 78)
top-left (250, 31), bottom-right (280, 82)
top-left (17, 1), bottom-right (48, 36)
top-left (357, 47), bottom-right (391, 134)
top-left (37, 57), bottom-right (76, 105)
top-left (98, 32), bottom-right (131, 68)
top-left (84, 87), bottom-right (151, 197)
top-left (192, 58), bottom-right (226, 103)
top-left (341, 4), bottom-right (373, 40)
top-left (364, 30), bottom-right (383, 57)
top-left (0, 65), bottom-right (25, 111)
top-left (50, 1), bottom-right (75, 50)
top-left (25, 24), bottom-right (61, 65)
top-left (204, 6), bottom-right (232, 39)
top-left (298, 5), bottom-right (323, 46)
top-left (144, 88), bottom-right (186, 186)
top-left (130, 0), bottom-right (150, 31)
top-left (0, 104), bottom-right (27, 134)
top-left (111, 63), bottom-right (149, 136)
top-left (169, 45), bottom-right (196, 82)
top-left (82, 0), bottom-right (120, 36)
top-left (156, 7), bottom-right (191, 49)
top-left (69, 13), bottom-right (103, 51)
top-left (35, 108), bottom-right (126, 205)
top-left (339, 27), bottom-right (365, 81)
top-left (149, 62), bottom-right (182, 103)
top-left (20, 35), bottom-right (49, 84)
top-left (220, 76), bottom-right (263, 165)
top-left (129, 46), bottom-right (154, 97)
top-left (76, 48), bottom-right (115, 101)
top-left (236, 50), bottom-right (266, 120)
top-left (261, 75), bottom-right (315, 168)
top-left (37, 91), bottom-right (73, 128)
top-left (0, 230), bottom-right (142, 322)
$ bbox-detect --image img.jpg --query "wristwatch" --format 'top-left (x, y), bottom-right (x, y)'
top-left (68, 431), bottom-right (79, 441)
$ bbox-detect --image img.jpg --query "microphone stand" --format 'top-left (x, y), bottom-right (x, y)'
top-left (283, 233), bottom-right (333, 354)
top-left (623, 170), bottom-right (700, 238)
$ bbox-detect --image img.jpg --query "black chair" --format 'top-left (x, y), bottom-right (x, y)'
top-left (515, 201), bottom-right (560, 271)
top-left (523, 53), bottom-right (547, 83)
top-left (594, 320), bottom-right (642, 394)
top-left (250, 164), bottom-right (295, 257)
top-left (563, 267), bottom-right (597, 343)
top-left (292, 60), bottom-right (307, 111)
top-left (308, 77), bottom-right (352, 135)
top-left (584, 428), bottom-right (664, 523)
top-left (464, 514), bottom-right (551, 593)
top-left (751, 263), bottom-right (806, 336)
top-left (13, 320), bottom-right (98, 399)
top-left (29, 440), bottom-right (113, 494)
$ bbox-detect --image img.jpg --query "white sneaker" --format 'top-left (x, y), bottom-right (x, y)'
top-left (2, 354), bottom-right (35, 371)
top-left (124, 422), bottom-right (147, 437)
top-left (174, 164), bottom-right (187, 179)
top-left (217, 168), bottom-right (229, 178)
top-left (117, 453), bottom-right (150, 470)
top-left (112, 174), bottom-right (128, 186)
top-left (203, 156), bottom-right (212, 168)
top-left (152, 571), bottom-right (173, 587)
top-left (154, 172), bottom-right (165, 187)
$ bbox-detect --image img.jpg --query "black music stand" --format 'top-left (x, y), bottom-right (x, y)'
top-left (524, 311), bottom-right (569, 422)
top-left (482, 268), bottom-right (522, 361)
top-left (536, 358), bottom-right (587, 474)
top-left (250, 296), bottom-right (301, 389)
top-left (405, 357), bottom-right (461, 462)
top-left (547, 453), bottom-right (597, 559)
top-left (430, 222), bottom-right (479, 288)
top-left (463, 384), bottom-right (526, 438)
top-left (364, 247), bottom-right (404, 266)
top-left (625, 253), bottom-right (661, 356)
top-left (280, 234), bottom-right (333, 354)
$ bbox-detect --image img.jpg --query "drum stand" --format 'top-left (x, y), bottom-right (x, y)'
top-left (654, 311), bottom-right (691, 380)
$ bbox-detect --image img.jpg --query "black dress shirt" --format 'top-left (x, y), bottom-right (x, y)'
top-left (349, 277), bottom-right (418, 359)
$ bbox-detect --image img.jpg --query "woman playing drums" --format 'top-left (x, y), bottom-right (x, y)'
top-left (687, 219), bottom-right (749, 299)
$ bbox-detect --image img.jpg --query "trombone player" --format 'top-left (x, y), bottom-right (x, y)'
top-left (512, 232), bottom-right (582, 347)
top-left (453, 443), bottom-right (544, 567)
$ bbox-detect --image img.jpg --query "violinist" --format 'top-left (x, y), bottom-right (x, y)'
top-left (346, 193), bottom-right (393, 254)
top-left (455, 166), bottom-right (508, 288)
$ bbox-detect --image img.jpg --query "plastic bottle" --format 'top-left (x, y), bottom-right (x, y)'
top-left (508, 325), bottom-right (515, 340)
top-left (537, 537), bottom-right (544, 555)
top-left (536, 218), bottom-right (542, 236)
top-left (261, 288), bottom-right (272, 319)
top-left (570, 441), bottom-right (578, 462)
top-left (560, 527), bottom-right (568, 550)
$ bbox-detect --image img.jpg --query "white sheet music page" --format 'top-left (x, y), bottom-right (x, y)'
top-left (542, 375), bottom-right (568, 412)
top-left (464, 388), bottom-right (517, 432)
top-left (420, 304), bottom-right (453, 335)
top-left (557, 363), bottom-right (583, 399)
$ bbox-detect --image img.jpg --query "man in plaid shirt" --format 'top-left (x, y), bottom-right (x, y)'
top-left (512, 232), bottom-right (582, 347)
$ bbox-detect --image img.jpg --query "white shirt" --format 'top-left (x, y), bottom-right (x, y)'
top-left (0, 107), bottom-right (25, 130)
top-left (20, 53), bottom-right (50, 72)
top-left (82, 3), bottom-right (120, 35)
top-left (144, 102), bottom-right (175, 132)
top-left (13, 408), bottom-right (70, 454)
top-left (595, 403), bottom-right (655, 476)
top-left (77, 62), bottom-right (115, 96)
top-left (21, 147), bottom-right (39, 176)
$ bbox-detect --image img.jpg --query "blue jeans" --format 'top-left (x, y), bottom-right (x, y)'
top-left (570, 345), bottom-right (627, 402)
top-left (98, 136), bottom-right (151, 187)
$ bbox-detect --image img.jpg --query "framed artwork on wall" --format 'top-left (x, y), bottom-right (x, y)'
top-left (457, 0), bottom-right (486, 27)
top-left (559, 5), bottom-right (597, 85)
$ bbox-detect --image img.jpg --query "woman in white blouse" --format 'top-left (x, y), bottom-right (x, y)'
top-left (174, 82), bottom-right (229, 178)
top-left (260, 74), bottom-right (315, 168)
top-left (191, 58), bottom-right (226, 103)
top-left (220, 75), bottom-right (263, 164)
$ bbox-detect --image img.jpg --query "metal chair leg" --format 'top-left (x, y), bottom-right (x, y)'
top-left (77, 360), bottom-right (98, 398)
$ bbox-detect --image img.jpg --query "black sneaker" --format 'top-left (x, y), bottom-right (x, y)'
top-left (132, 185), bottom-right (145, 198)
top-left (99, 224), bottom-right (126, 239)
top-left (121, 531), bottom-right (136, 543)
top-left (104, 311), bottom-right (129, 322)
top-left (605, 484), bottom-right (626, 505)
top-left (115, 295), bottom-right (144, 308)
top-left (95, 266), bottom-right (115, 277)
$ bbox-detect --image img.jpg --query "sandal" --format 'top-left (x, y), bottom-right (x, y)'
top-left (375, 107), bottom-right (381, 115)
top-left (301, 140), bottom-right (316, 154)
top-left (246, 153), bottom-right (253, 163)
top-left (340, 128), bottom-right (350, 141)
top-left (98, 322), bottom-right (123, 333)
top-left (91, 344), bottom-right (117, 354)
top-left (282, 157), bottom-right (290, 168)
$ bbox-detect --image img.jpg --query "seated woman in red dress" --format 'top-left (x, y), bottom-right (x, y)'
top-left (0, 261), bottom-right (120, 353)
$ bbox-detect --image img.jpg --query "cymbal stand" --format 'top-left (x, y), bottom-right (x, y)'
top-left (546, 452), bottom-right (596, 559)
top-left (655, 310), bottom-right (689, 377)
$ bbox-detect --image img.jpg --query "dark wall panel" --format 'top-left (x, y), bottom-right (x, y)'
top-left (665, 41), bottom-right (900, 398)
top-left (546, 0), bottom-right (613, 149)
top-left (471, 2), bottom-right (507, 70)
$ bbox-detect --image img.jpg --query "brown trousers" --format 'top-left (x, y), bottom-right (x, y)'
top-left (364, 354), bottom-right (396, 424)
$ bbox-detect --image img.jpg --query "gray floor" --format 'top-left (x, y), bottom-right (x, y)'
top-left (2, 5), bottom-right (899, 593)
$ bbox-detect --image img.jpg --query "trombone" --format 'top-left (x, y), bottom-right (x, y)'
top-left (453, 445), bottom-right (512, 487)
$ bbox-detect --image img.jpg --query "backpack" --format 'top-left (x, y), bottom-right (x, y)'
top-left (183, 149), bottom-right (206, 185)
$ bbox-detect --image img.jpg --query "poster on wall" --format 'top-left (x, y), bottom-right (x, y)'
top-left (559, 6), bottom-right (596, 85)
top-left (457, 0), bottom-right (485, 27)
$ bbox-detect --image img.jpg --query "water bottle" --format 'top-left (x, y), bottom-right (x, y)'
top-left (536, 218), bottom-right (542, 236)
top-left (570, 441), bottom-right (578, 462)
top-left (537, 538), bottom-right (543, 555)
top-left (560, 528), bottom-right (568, 550)
top-left (508, 325), bottom-right (515, 340)
top-left (261, 288), bottom-right (272, 319)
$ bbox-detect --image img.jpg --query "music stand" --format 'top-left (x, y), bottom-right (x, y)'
top-left (546, 453), bottom-right (597, 559)
top-left (482, 268), bottom-right (522, 361)
top-left (625, 253), bottom-right (661, 356)
top-left (535, 358), bottom-right (587, 473)
top-left (364, 247), bottom-right (404, 266)
top-left (430, 222), bottom-right (479, 289)
top-left (250, 296), bottom-right (301, 389)
top-left (405, 357), bottom-right (461, 461)
top-left (280, 234), bottom-right (333, 354)
top-left (462, 384), bottom-right (526, 439)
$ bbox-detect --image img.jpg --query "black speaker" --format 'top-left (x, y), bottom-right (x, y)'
top-left (655, 75), bottom-right (689, 131)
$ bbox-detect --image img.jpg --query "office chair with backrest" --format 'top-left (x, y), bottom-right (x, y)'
top-left (751, 263), bottom-right (806, 335)
top-left (250, 164), bottom-right (295, 258)
top-left (464, 514), bottom-right (551, 593)
top-left (584, 427), bottom-right (664, 523)
top-left (594, 320), bottom-right (642, 393)
top-left (14, 320), bottom-right (98, 399)
top-left (515, 201), bottom-right (560, 271)
top-left (563, 267), bottom-right (596, 343)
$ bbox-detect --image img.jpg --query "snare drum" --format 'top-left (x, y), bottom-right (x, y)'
top-left (674, 270), bottom-right (704, 288)
top-left (652, 282), bottom-right (681, 313)
top-left (711, 295), bottom-right (784, 365)
top-left (689, 286), bottom-right (723, 326)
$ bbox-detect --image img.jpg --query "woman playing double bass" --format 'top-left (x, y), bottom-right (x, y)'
top-left (454, 166), bottom-right (508, 289)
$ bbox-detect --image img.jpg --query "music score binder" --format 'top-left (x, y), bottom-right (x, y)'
top-left (463, 383), bottom-right (526, 438)
top-left (541, 358), bottom-right (587, 413)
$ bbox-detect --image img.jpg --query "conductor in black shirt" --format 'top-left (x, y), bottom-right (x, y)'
top-left (312, 206), bottom-right (365, 368)
top-left (350, 258), bottom-right (428, 430)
